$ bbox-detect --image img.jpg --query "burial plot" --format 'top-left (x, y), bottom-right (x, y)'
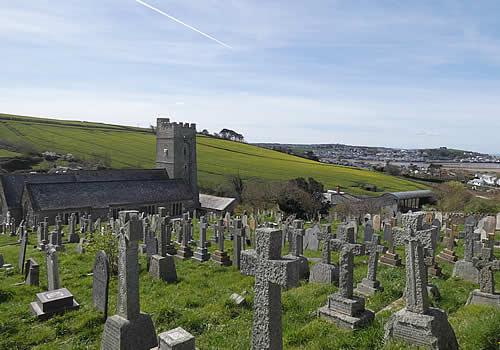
top-left (25, 258), bottom-right (39, 286)
top-left (102, 210), bottom-right (157, 350)
top-left (241, 228), bottom-right (299, 350)
top-left (46, 246), bottom-right (61, 291)
top-left (93, 250), bottom-right (110, 320)
top-left (318, 232), bottom-right (373, 329)
top-left (466, 247), bottom-right (500, 307)
top-left (30, 288), bottom-right (80, 320)
top-left (384, 236), bottom-right (458, 350)
top-left (355, 234), bottom-right (386, 296)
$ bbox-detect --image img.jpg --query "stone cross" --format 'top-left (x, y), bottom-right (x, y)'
top-left (463, 224), bottom-right (476, 262)
top-left (472, 248), bottom-right (500, 294)
top-left (290, 220), bottom-right (305, 256)
top-left (93, 250), bottom-right (110, 320)
top-left (318, 225), bottom-right (335, 264)
top-left (46, 246), bottom-right (61, 291)
top-left (217, 219), bottom-right (226, 252)
top-left (233, 218), bottom-right (244, 268)
top-left (405, 235), bottom-right (430, 314)
top-left (18, 230), bottom-right (28, 273)
top-left (365, 234), bottom-right (386, 282)
top-left (240, 228), bottom-right (299, 350)
top-left (116, 211), bottom-right (142, 320)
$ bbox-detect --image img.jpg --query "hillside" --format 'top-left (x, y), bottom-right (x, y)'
top-left (0, 114), bottom-right (428, 195)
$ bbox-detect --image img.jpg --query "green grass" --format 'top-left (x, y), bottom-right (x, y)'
top-left (0, 149), bottom-right (21, 158)
top-left (0, 113), bottom-right (428, 195)
top-left (0, 221), bottom-right (499, 349)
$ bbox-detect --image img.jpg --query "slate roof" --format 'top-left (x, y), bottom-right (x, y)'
top-left (0, 169), bottom-right (169, 209)
top-left (387, 190), bottom-right (434, 200)
top-left (25, 179), bottom-right (192, 211)
top-left (199, 194), bottom-right (237, 212)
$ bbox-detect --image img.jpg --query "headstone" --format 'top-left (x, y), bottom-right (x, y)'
top-left (46, 246), bottom-right (60, 291)
top-left (24, 258), bottom-right (39, 286)
top-left (30, 288), bottom-right (80, 320)
top-left (453, 224), bottom-right (479, 282)
top-left (310, 225), bottom-right (338, 284)
top-left (284, 220), bottom-right (309, 280)
top-left (49, 230), bottom-right (64, 251)
top-left (363, 223), bottom-right (374, 243)
top-left (355, 234), bottom-right (386, 296)
top-left (240, 228), bottom-right (299, 350)
top-left (379, 226), bottom-right (402, 267)
top-left (193, 217), bottom-right (210, 262)
top-left (384, 235), bottom-right (458, 349)
top-left (157, 327), bottom-right (195, 350)
top-left (93, 250), bottom-right (110, 320)
top-left (149, 254), bottom-right (177, 283)
top-left (436, 227), bottom-right (458, 264)
top-left (76, 238), bottom-right (86, 254)
top-left (0, 254), bottom-right (3, 267)
top-left (159, 217), bottom-right (176, 256)
top-left (176, 215), bottom-right (193, 260)
top-left (304, 225), bottom-right (320, 251)
top-left (232, 218), bottom-right (244, 269)
top-left (101, 210), bottom-right (157, 350)
top-left (318, 232), bottom-right (373, 329)
top-left (18, 230), bottom-right (28, 274)
top-left (496, 212), bottom-right (500, 231)
top-left (372, 215), bottom-right (381, 232)
top-left (68, 213), bottom-right (80, 243)
top-left (466, 248), bottom-right (500, 307)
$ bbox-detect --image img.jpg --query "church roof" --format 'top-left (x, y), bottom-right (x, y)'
top-left (25, 178), bottom-right (191, 211)
top-left (1, 169), bottom-right (169, 209)
top-left (199, 194), bottom-right (237, 212)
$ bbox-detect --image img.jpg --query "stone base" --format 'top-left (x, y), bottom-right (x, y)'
top-left (318, 294), bottom-right (374, 330)
top-left (284, 254), bottom-right (309, 280)
top-left (428, 264), bottom-right (443, 278)
top-left (211, 251), bottom-right (232, 266)
top-left (30, 288), bottom-right (80, 320)
top-left (466, 290), bottom-right (500, 308)
top-left (379, 252), bottom-right (402, 267)
top-left (436, 249), bottom-right (457, 264)
top-left (175, 247), bottom-right (193, 260)
top-left (309, 263), bottom-right (338, 284)
top-left (156, 327), bottom-right (195, 350)
top-left (149, 255), bottom-right (177, 283)
top-left (355, 278), bottom-right (383, 296)
top-left (384, 307), bottom-right (458, 350)
top-left (452, 260), bottom-right (478, 283)
top-left (102, 313), bottom-right (157, 350)
top-left (192, 248), bottom-right (210, 262)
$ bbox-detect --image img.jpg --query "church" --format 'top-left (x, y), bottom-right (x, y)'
top-left (0, 118), bottom-right (200, 225)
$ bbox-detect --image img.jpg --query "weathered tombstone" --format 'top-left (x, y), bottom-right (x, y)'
top-left (240, 228), bottom-right (299, 350)
top-left (102, 210), bottom-right (157, 350)
top-left (211, 219), bottom-right (232, 266)
top-left (46, 246), bottom-right (60, 291)
top-left (434, 212), bottom-right (443, 225)
top-left (355, 234), bottom-right (386, 296)
top-left (496, 212), bottom-right (500, 231)
top-left (68, 213), bottom-right (80, 243)
top-left (232, 218), bottom-right (244, 269)
top-left (436, 227), bottom-right (458, 264)
top-left (452, 224), bottom-right (479, 283)
top-left (372, 215), bottom-right (381, 232)
top-left (193, 217), bottom-right (210, 262)
top-left (49, 230), bottom-right (64, 251)
top-left (379, 226), bottom-right (402, 267)
top-left (363, 223), bottom-right (374, 243)
top-left (284, 220), bottom-right (309, 280)
top-left (30, 288), bottom-right (80, 320)
top-left (149, 254), bottom-right (177, 283)
top-left (466, 247), bottom-right (500, 307)
top-left (158, 217), bottom-right (176, 256)
top-left (93, 250), bottom-right (110, 320)
top-left (176, 215), bottom-right (193, 260)
top-left (156, 327), bottom-right (195, 350)
top-left (24, 258), bottom-right (40, 286)
top-left (18, 230), bottom-right (28, 274)
top-left (0, 254), bottom-right (4, 267)
top-left (318, 231), bottom-right (373, 329)
top-left (76, 238), bottom-right (87, 254)
top-left (310, 225), bottom-right (338, 284)
top-left (304, 224), bottom-right (321, 252)
top-left (384, 235), bottom-right (458, 349)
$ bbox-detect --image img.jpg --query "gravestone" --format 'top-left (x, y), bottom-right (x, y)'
top-left (496, 212), bottom-right (500, 231)
top-left (159, 217), bottom-right (176, 256)
top-left (355, 234), bottom-right (386, 296)
top-left (318, 232), bottom-right (373, 329)
top-left (68, 213), bottom-right (80, 243)
top-left (453, 224), bottom-right (479, 283)
top-left (193, 217), bottom-right (210, 262)
top-left (49, 231), bottom-right (64, 251)
top-left (25, 258), bottom-right (39, 286)
top-left (363, 223), bottom-right (374, 243)
top-left (101, 210), bottom-right (157, 350)
top-left (240, 228), bottom-right (299, 350)
top-left (466, 247), bottom-right (500, 307)
top-left (93, 250), bottom-right (110, 320)
top-left (372, 215), bottom-right (381, 232)
top-left (284, 220), bottom-right (309, 280)
top-left (46, 246), bottom-right (61, 291)
top-left (232, 218), bottom-right (244, 269)
top-left (310, 225), bottom-right (338, 284)
top-left (156, 327), bottom-right (195, 350)
top-left (436, 227), bottom-right (458, 264)
top-left (211, 219), bottom-right (231, 266)
top-left (30, 288), bottom-right (80, 320)
top-left (379, 225), bottom-right (402, 267)
top-left (149, 254), bottom-right (177, 283)
top-left (176, 215), bottom-right (193, 260)
top-left (304, 224), bottom-right (321, 251)
top-left (384, 235), bottom-right (458, 349)
top-left (18, 230), bottom-right (28, 274)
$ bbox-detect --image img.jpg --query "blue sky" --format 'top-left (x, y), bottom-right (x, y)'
top-left (1, 1), bottom-right (500, 153)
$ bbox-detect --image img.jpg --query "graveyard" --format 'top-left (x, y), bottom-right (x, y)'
top-left (0, 211), bottom-right (499, 349)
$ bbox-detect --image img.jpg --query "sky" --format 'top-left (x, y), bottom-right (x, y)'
top-left (1, 1), bottom-right (500, 153)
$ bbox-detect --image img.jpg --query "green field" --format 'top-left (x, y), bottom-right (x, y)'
top-left (0, 149), bottom-right (21, 158)
top-left (0, 222), bottom-right (498, 349)
top-left (0, 113), bottom-right (428, 195)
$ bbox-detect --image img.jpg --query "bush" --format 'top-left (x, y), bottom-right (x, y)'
top-left (86, 231), bottom-right (118, 274)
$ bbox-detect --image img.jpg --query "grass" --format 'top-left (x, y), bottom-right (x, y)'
top-left (0, 221), bottom-right (499, 350)
top-left (0, 113), bottom-right (428, 195)
top-left (0, 149), bottom-right (21, 158)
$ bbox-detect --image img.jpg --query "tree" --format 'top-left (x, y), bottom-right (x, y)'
top-left (277, 177), bottom-right (327, 219)
top-left (230, 173), bottom-right (245, 201)
top-left (436, 181), bottom-right (472, 212)
top-left (219, 128), bottom-right (245, 142)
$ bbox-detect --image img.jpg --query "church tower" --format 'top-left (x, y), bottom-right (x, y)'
top-left (155, 118), bottom-right (199, 207)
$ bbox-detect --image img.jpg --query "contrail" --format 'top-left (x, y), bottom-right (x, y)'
top-left (135, 0), bottom-right (232, 49)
